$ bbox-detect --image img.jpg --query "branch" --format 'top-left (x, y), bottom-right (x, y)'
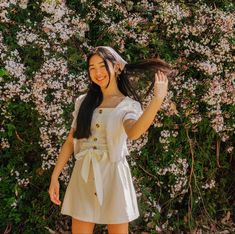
top-left (185, 125), bottom-right (195, 230)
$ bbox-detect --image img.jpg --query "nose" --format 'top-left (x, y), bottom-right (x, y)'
top-left (95, 68), bottom-right (103, 76)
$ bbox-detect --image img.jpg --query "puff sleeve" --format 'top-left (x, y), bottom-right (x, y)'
top-left (71, 94), bottom-right (86, 130)
top-left (122, 100), bottom-right (143, 122)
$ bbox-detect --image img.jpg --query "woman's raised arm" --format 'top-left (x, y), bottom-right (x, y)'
top-left (124, 70), bottom-right (168, 140)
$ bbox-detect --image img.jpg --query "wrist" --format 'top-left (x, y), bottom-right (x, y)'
top-left (51, 173), bottom-right (59, 180)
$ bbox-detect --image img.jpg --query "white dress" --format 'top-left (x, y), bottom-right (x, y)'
top-left (61, 107), bottom-right (140, 224)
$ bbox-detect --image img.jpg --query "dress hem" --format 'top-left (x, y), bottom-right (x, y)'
top-left (61, 212), bottom-right (139, 224)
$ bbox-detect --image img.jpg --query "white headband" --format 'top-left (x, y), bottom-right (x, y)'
top-left (94, 46), bottom-right (128, 74)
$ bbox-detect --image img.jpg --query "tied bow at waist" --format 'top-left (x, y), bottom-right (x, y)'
top-left (75, 148), bottom-right (108, 206)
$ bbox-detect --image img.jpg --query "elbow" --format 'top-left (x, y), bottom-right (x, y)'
top-left (127, 133), bottom-right (141, 141)
top-left (124, 120), bottom-right (142, 140)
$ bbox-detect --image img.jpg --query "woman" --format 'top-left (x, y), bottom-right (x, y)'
top-left (48, 46), bottom-right (169, 234)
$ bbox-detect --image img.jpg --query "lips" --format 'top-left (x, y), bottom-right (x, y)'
top-left (96, 77), bottom-right (106, 82)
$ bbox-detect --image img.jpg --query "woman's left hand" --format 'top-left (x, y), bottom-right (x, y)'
top-left (153, 70), bottom-right (168, 100)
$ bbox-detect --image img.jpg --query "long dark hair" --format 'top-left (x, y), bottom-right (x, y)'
top-left (74, 47), bottom-right (172, 139)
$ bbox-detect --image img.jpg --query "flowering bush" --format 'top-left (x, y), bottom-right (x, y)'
top-left (0, 0), bottom-right (234, 233)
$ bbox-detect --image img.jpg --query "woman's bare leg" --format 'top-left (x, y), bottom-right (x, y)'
top-left (72, 218), bottom-right (95, 234)
top-left (107, 222), bottom-right (129, 234)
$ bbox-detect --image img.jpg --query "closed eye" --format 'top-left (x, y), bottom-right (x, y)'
top-left (89, 65), bottom-right (106, 70)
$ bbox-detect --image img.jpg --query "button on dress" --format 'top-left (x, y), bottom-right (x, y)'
top-left (61, 107), bottom-right (140, 224)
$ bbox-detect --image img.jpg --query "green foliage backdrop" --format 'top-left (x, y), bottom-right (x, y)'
top-left (0, 0), bottom-right (234, 233)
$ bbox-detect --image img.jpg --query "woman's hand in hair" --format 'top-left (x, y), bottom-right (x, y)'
top-left (153, 70), bottom-right (168, 101)
top-left (124, 70), bottom-right (168, 139)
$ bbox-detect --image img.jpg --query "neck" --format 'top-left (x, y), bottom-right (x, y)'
top-left (101, 82), bottom-right (123, 98)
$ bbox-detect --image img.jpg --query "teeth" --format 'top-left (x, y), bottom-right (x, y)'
top-left (97, 77), bottom-right (105, 81)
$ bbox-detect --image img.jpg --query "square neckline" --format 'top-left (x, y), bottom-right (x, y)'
top-left (96, 96), bottom-right (128, 109)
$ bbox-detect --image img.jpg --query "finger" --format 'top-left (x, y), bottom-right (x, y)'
top-left (54, 192), bottom-right (61, 204)
top-left (157, 71), bottom-right (162, 81)
top-left (49, 189), bottom-right (61, 205)
top-left (53, 194), bottom-right (61, 205)
top-left (160, 71), bottom-right (166, 82)
top-left (53, 188), bottom-right (61, 204)
top-left (155, 73), bottom-right (160, 82)
top-left (159, 71), bottom-right (167, 83)
top-left (163, 73), bottom-right (168, 82)
top-left (165, 77), bottom-right (168, 84)
top-left (156, 71), bottom-right (163, 82)
top-left (52, 198), bottom-right (61, 205)
top-left (51, 195), bottom-right (61, 205)
top-left (159, 71), bottom-right (165, 82)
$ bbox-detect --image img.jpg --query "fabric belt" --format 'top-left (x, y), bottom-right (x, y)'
top-left (74, 148), bottom-right (108, 206)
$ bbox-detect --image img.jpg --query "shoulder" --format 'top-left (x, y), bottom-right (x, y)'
top-left (72, 93), bottom-right (87, 111)
top-left (123, 96), bottom-right (140, 104)
top-left (124, 96), bottom-right (142, 109)
top-left (115, 96), bottom-right (142, 115)
top-left (75, 93), bottom-right (87, 104)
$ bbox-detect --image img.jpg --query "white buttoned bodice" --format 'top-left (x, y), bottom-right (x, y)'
top-left (73, 108), bottom-right (114, 206)
top-left (74, 108), bottom-right (113, 152)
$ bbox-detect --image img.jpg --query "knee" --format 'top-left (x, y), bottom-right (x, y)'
top-left (107, 222), bottom-right (129, 234)
top-left (72, 218), bottom-right (95, 234)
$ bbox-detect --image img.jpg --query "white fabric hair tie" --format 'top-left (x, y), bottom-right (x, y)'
top-left (94, 46), bottom-right (128, 74)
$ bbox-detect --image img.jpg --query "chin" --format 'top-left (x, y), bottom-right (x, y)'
top-left (95, 80), bottom-right (109, 88)
top-left (99, 83), bottom-right (109, 89)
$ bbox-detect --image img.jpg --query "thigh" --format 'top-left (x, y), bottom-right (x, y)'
top-left (72, 218), bottom-right (95, 234)
top-left (107, 222), bottom-right (129, 234)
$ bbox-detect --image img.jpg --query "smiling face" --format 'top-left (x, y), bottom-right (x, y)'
top-left (88, 54), bottom-right (117, 89)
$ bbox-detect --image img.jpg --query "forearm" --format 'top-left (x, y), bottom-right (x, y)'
top-left (128, 97), bottom-right (164, 140)
top-left (51, 139), bottom-right (74, 179)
